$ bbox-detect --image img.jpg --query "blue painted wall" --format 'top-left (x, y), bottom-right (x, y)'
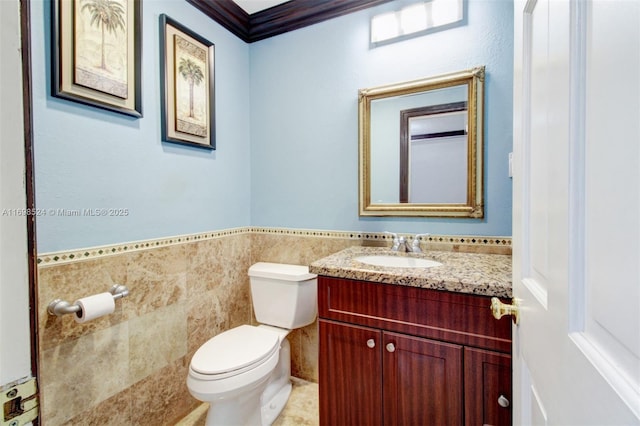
top-left (31, 0), bottom-right (513, 252)
top-left (31, 0), bottom-right (252, 252)
top-left (250, 0), bottom-right (513, 236)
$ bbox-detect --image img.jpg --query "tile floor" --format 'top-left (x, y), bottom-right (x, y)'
top-left (176, 377), bottom-right (319, 426)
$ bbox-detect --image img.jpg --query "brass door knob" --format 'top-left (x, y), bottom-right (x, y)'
top-left (491, 297), bottom-right (520, 325)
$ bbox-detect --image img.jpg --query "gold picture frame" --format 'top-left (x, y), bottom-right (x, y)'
top-left (52, 0), bottom-right (142, 117)
top-left (160, 14), bottom-right (215, 150)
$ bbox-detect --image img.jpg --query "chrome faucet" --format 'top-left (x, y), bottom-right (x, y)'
top-left (410, 233), bottom-right (430, 253)
top-left (396, 236), bottom-right (412, 252)
top-left (385, 232), bottom-right (429, 253)
top-left (385, 232), bottom-right (404, 251)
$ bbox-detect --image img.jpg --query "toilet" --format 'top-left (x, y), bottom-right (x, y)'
top-left (187, 262), bottom-right (317, 426)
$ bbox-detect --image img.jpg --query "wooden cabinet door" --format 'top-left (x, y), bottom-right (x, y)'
top-left (464, 347), bottom-right (512, 426)
top-left (383, 331), bottom-right (464, 426)
top-left (319, 319), bottom-right (383, 426)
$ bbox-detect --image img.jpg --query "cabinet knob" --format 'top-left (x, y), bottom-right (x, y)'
top-left (386, 343), bottom-right (396, 353)
top-left (366, 339), bottom-right (375, 348)
top-left (498, 395), bottom-right (510, 408)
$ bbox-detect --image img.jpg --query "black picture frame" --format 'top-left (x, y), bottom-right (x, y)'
top-left (51, 0), bottom-right (143, 118)
top-left (159, 14), bottom-right (215, 150)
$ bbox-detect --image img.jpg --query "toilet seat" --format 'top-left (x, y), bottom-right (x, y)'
top-left (190, 325), bottom-right (280, 380)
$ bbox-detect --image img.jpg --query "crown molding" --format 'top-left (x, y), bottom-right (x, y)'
top-left (187, 0), bottom-right (251, 41)
top-left (187, 0), bottom-right (394, 43)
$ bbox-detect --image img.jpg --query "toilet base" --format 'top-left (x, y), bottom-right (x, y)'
top-left (260, 334), bottom-right (292, 425)
top-left (261, 381), bottom-right (292, 425)
top-left (203, 375), bottom-right (268, 426)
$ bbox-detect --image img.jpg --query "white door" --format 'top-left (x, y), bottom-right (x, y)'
top-left (513, 0), bottom-right (640, 424)
top-left (0, 0), bottom-right (34, 398)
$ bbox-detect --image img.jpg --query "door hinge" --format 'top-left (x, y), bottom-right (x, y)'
top-left (1, 377), bottom-right (38, 426)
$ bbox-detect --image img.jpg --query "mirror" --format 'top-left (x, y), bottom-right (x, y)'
top-left (359, 66), bottom-right (485, 217)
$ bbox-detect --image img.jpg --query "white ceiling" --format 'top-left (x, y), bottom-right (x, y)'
top-left (233, 0), bottom-right (289, 14)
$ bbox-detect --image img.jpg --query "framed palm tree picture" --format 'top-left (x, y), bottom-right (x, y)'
top-left (160, 14), bottom-right (215, 150)
top-left (51, 0), bottom-right (142, 117)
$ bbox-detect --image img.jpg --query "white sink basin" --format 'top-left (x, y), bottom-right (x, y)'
top-left (355, 255), bottom-right (442, 269)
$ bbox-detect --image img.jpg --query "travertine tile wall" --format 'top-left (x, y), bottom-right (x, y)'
top-left (36, 228), bottom-right (510, 425)
top-left (37, 231), bottom-right (253, 425)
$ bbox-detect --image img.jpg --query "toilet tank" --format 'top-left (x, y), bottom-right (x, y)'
top-left (248, 262), bottom-right (318, 329)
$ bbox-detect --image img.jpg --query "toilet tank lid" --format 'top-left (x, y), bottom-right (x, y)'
top-left (248, 262), bottom-right (317, 281)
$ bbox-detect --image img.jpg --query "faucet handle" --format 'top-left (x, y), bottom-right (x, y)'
top-left (384, 231), bottom-right (401, 251)
top-left (411, 233), bottom-right (430, 253)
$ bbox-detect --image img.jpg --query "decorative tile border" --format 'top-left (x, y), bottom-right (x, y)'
top-left (420, 234), bottom-right (512, 246)
top-left (251, 227), bottom-right (511, 247)
top-left (37, 226), bottom-right (511, 266)
top-left (36, 227), bottom-right (251, 266)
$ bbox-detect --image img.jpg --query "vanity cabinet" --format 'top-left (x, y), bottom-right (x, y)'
top-left (318, 276), bottom-right (512, 426)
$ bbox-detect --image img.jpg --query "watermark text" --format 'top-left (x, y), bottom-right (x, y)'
top-left (2, 208), bottom-right (130, 217)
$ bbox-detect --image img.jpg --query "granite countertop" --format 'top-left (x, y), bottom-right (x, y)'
top-left (309, 246), bottom-right (512, 298)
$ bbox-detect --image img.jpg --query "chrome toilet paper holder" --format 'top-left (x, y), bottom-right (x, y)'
top-left (47, 285), bottom-right (129, 317)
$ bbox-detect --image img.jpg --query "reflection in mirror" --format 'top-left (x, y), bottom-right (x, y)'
top-left (359, 67), bottom-right (484, 217)
top-left (400, 101), bottom-right (468, 203)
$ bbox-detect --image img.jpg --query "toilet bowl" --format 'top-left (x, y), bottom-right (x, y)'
top-left (186, 262), bottom-right (317, 426)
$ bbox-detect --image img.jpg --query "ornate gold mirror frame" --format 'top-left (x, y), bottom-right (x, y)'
top-left (359, 66), bottom-right (485, 217)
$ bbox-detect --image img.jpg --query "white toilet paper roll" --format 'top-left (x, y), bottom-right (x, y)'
top-left (74, 292), bottom-right (115, 323)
